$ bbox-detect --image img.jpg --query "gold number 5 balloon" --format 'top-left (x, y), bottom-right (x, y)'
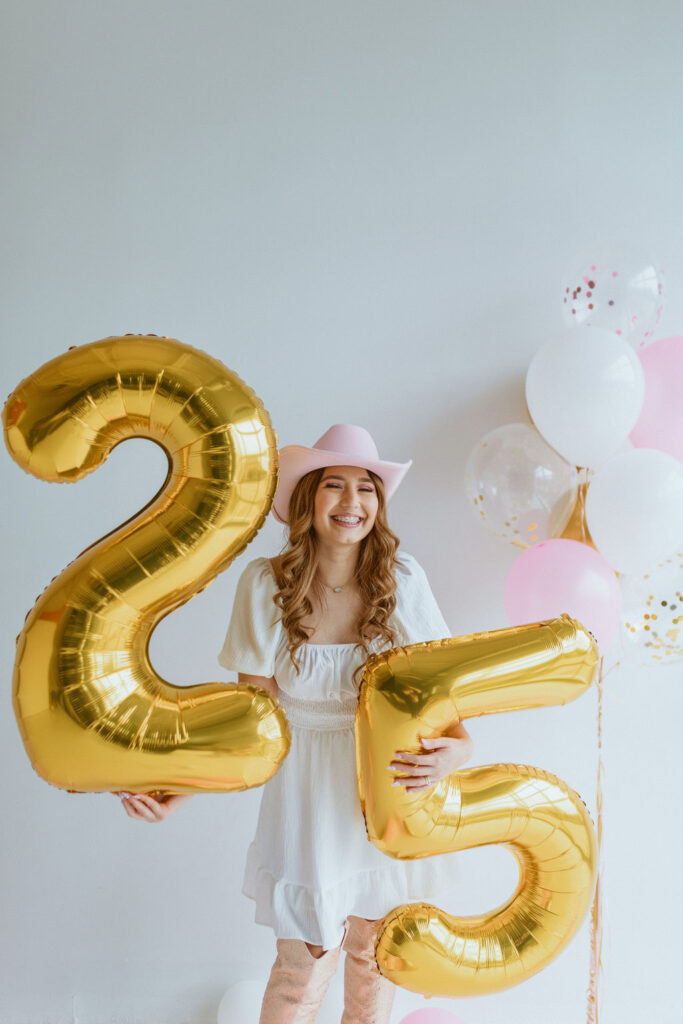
top-left (3, 335), bottom-right (290, 793)
top-left (356, 614), bottom-right (598, 998)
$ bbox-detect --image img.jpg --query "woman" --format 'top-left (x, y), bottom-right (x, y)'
top-left (118, 424), bottom-right (474, 1024)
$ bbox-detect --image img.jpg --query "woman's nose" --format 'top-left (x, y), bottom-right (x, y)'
top-left (342, 489), bottom-right (363, 507)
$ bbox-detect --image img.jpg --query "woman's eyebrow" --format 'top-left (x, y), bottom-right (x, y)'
top-left (322, 474), bottom-right (374, 483)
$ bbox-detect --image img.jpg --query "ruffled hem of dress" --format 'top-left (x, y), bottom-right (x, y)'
top-left (241, 842), bottom-right (460, 948)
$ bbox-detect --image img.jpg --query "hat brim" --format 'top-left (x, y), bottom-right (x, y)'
top-left (271, 445), bottom-right (412, 524)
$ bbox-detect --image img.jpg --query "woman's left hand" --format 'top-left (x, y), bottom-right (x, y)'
top-left (389, 727), bottom-right (473, 792)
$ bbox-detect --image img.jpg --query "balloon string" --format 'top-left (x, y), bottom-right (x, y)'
top-left (579, 468), bottom-right (588, 544)
top-left (586, 655), bottom-right (605, 1023)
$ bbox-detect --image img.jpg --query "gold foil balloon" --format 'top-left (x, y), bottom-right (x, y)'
top-left (355, 614), bottom-right (598, 998)
top-left (559, 474), bottom-right (596, 548)
top-left (3, 335), bottom-right (290, 793)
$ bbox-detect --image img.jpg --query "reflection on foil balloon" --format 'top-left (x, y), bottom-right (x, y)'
top-left (463, 422), bottom-right (578, 548)
top-left (356, 615), bottom-right (598, 998)
top-left (620, 551), bottom-right (683, 666)
top-left (3, 335), bottom-right (290, 794)
top-left (561, 241), bottom-right (664, 349)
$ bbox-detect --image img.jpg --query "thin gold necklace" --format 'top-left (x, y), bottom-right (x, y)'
top-left (317, 571), bottom-right (356, 593)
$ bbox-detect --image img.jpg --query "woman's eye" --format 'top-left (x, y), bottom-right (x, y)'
top-left (323, 482), bottom-right (374, 492)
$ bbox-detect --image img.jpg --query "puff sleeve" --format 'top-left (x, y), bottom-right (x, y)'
top-left (392, 551), bottom-right (452, 644)
top-left (217, 558), bottom-right (282, 677)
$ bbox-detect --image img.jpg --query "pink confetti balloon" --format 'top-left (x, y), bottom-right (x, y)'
top-left (504, 539), bottom-right (622, 654)
top-left (561, 242), bottom-right (664, 348)
top-left (398, 1010), bottom-right (467, 1024)
top-left (629, 335), bottom-right (683, 460)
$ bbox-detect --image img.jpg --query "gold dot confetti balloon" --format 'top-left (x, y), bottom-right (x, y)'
top-left (355, 614), bottom-right (599, 999)
top-left (463, 423), bottom-right (579, 549)
top-left (619, 551), bottom-right (683, 666)
top-left (3, 335), bottom-right (290, 794)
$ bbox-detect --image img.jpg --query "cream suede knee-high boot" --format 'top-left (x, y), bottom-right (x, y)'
top-left (259, 937), bottom-right (343, 1024)
top-left (341, 916), bottom-right (396, 1024)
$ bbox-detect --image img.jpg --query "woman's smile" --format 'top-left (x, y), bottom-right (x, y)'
top-left (330, 514), bottom-right (364, 528)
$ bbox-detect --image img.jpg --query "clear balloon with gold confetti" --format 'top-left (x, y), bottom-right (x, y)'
top-left (464, 423), bottom-right (579, 549)
top-left (618, 551), bottom-right (683, 666)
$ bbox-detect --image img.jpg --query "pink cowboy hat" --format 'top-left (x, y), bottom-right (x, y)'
top-left (272, 424), bottom-right (412, 524)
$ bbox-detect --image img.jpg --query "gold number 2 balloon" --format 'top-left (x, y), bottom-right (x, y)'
top-left (356, 614), bottom-right (598, 998)
top-left (3, 335), bottom-right (290, 793)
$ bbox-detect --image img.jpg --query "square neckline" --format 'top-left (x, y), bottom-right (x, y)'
top-left (304, 641), bottom-right (360, 647)
top-left (263, 558), bottom-right (381, 649)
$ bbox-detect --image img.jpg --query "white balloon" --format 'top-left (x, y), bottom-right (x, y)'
top-left (217, 978), bottom-right (266, 1023)
top-left (525, 327), bottom-right (644, 468)
top-left (585, 449), bottom-right (683, 574)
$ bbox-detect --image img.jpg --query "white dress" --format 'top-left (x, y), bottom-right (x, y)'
top-left (217, 551), bottom-right (461, 948)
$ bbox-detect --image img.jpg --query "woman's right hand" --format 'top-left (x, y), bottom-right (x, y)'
top-left (115, 791), bottom-right (193, 823)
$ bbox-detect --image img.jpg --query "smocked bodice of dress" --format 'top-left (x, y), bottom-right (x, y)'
top-left (217, 550), bottom-right (452, 702)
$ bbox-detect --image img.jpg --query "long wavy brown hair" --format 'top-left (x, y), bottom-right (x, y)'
top-left (271, 467), bottom-right (401, 685)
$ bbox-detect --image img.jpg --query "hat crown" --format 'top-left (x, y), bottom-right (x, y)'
top-left (313, 424), bottom-right (379, 461)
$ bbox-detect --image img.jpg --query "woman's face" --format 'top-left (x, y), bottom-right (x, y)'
top-left (312, 466), bottom-right (379, 547)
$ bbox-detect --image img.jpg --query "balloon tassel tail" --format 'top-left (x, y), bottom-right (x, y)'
top-left (586, 656), bottom-right (605, 1023)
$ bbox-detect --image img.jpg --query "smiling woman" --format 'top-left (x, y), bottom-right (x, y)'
top-left (221, 424), bottom-right (472, 1022)
top-left (121, 423), bottom-right (473, 1023)
top-left (316, 467), bottom-right (378, 538)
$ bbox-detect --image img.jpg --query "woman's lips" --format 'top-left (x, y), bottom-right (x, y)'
top-left (330, 516), bottom-right (364, 528)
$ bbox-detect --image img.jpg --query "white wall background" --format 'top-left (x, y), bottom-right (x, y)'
top-left (1, 2), bottom-right (681, 1022)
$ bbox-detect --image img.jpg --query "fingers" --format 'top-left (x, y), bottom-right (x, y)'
top-left (118, 793), bottom-right (164, 822)
top-left (120, 797), bottom-right (143, 819)
top-left (133, 794), bottom-right (165, 820)
top-left (390, 749), bottom-right (439, 770)
top-left (389, 761), bottom-right (433, 777)
top-left (389, 738), bottom-right (455, 789)
top-left (389, 749), bottom-right (443, 791)
top-left (389, 750), bottom-right (440, 792)
top-left (389, 749), bottom-right (432, 765)
top-left (393, 775), bottom-right (438, 792)
top-left (392, 732), bottom-right (459, 763)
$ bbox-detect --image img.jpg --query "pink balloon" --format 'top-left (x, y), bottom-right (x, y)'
top-left (629, 335), bottom-right (683, 460)
top-left (503, 539), bottom-right (622, 653)
top-left (398, 1011), bottom-right (467, 1024)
